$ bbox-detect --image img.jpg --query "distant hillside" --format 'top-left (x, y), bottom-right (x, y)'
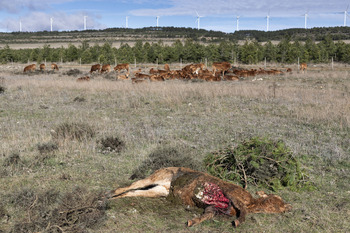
top-left (1, 26), bottom-right (350, 45)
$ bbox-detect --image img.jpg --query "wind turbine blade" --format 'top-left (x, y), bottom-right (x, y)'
top-left (195, 10), bottom-right (199, 17)
top-left (347, 4), bottom-right (349, 11)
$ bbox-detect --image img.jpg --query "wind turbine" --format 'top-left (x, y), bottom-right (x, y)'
top-left (156, 16), bottom-right (160, 27)
top-left (344, 5), bottom-right (349, 26)
top-left (333, 5), bottom-right (350, 26)
top-left (126, 16), bottom-right (129, 28)
top-left (19, 20), bottom-right (22, 32)
top-left (83, 16), bottom-right (87, 30)
top-left (195, 11), bottom-right (203, 30)
top-left (303, 10), bottom-right (309, 29)
top-left (236, 16), bottom-right (240, 31)
top-left (50, 17), bottom-right (53, 32)
top-left (266, 11), bottom-right (270, 32)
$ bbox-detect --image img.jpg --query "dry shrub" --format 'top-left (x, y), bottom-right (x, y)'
top-left (130, 145), bottom-right (202, 180)
top-left (0, 85), bottom-right (5, 94)
top-left (51, 122), bottom-right (95, 141)
top-left (73, 96), bottom-right (86, 102)
top-left (37, 141), bottom-right (59, 155)
top-left (50, 187), bottom-right (107, 232)
top-left (98, 136), bottom-right (125, 153)
top-left (10, 187), bottom-right (107, 233)
top-left (0, 202), bottom-right (8, 221)
top-left (205, 137), bottom-right (314, 191)
top-left (103, 73), bottom-right (116, 80)
top-left (3, 153), bottom-right (22, 167)
top-left (64, 69), bottom-right (82, 76)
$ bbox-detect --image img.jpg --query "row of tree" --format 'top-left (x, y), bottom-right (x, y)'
top-left (3, 26), bottom-right (350, 43)
top-left (1, 35), bottom-right (350, 65)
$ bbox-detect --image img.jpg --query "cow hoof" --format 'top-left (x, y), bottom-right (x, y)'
top-left (232, 219), bottom-right (240, 228)
top-left (187, 220), bottom-right (193, 227)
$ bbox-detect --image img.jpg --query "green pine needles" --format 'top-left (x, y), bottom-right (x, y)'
top-left (204, 137), bottom-right (314, 191)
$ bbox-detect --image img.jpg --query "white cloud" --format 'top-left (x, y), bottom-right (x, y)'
top-left (130, 0), bottom-right (349, 17)
top-left (0, 0), bottom-right (74, 13)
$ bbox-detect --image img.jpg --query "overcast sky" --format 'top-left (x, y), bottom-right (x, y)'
top-left (0, 0), bottom-right (349, 33)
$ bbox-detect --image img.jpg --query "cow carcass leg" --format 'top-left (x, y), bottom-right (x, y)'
top-left (187, 206), bottom-right (216, 227)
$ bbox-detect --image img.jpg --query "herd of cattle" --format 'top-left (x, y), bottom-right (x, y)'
top-left (23, 62), bottom-right (308, 83)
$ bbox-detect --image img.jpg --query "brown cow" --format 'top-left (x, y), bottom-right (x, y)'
top-left (114, 63), bottom-right (130, 73)
top-left (131, 78), bottom-right (147, 84)
top-left (77, 76), bottom-right (90, 82)
top-left (23, 64), bottom-right (36, 72)
top-left (150, 75), bottom-right (165, 82)
top-left (51, 63), bottom-right (59, 71)
top-left (212, 62), bottom-right (231, 76)
top-left (109, 167), bottom-right (291, 227)
top-left (101, 64), bottom-right (111, 73)
top-left (117, 74), bottom-right (129, 80)
top-left (300, 63), bottom-right (307, 72)
top-left (90, 64), bottom-right (101, 73)
top-left (224, 75), bottom-right (240, 81)
top-left (182, 63), bottom-right (205, 75)
top-left (39, 64), bottom-right (45, 71)
top-left (164, 63), bottom-right (170, 72)
top-left (134, 72), bottom-right (151, 79)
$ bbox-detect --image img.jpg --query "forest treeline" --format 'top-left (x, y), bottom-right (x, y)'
top-left (2, 26), bottom-right (350, 43)
top-left (1, 35), bottom-right (350, 65)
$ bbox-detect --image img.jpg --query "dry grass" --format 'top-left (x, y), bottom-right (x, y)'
top-left (0, 63), bottom-right (349, 232)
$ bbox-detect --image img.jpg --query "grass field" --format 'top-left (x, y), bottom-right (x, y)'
top-left (0, 63), bottom-right (349, 232)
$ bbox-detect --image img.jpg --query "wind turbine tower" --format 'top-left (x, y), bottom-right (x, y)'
top-left (236, 16), bottom-right (240, 31)
top-left (50, 17), bottom-right (53, 32)
top-left (84, 16), bottom-right (87, 30)
top-left (195, 11), bottom-right (203, 30)
top-left (156, 16), bottom-right (160, 27)
top-left (344, 5), bottom-right (349, 26)
top-left (19, 20), bottom-right (22, 32)
top-left (266, 13), bottom-right (270, 31)
top-left (304, 12), bottom-right (308, 29)
top-left (126, 16), bottom-right (129, 28)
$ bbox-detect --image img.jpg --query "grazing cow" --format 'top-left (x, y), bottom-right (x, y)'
top-left (39, 64), bottom-right (45, 71)
top-left (51, 63), bottom-right (59, 71)
top-left (77, 76), bottom-right (90, 82)
top-left (109, 167), bottom-right (292, 227)
top-left (212, 62), bottom-right (231, 76)
top-left (90, 64), bottom-right (101, 73)
top-left (23, 64), bottom-right (36, 72)
top-left (300, 63), bottom-right (307, 72)
top-left (286, 68), bottom-right (292, 73)
top-left (101, 64), bottom-right (111, 73)
top-left (114, 63), bottom-right (130, 73)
